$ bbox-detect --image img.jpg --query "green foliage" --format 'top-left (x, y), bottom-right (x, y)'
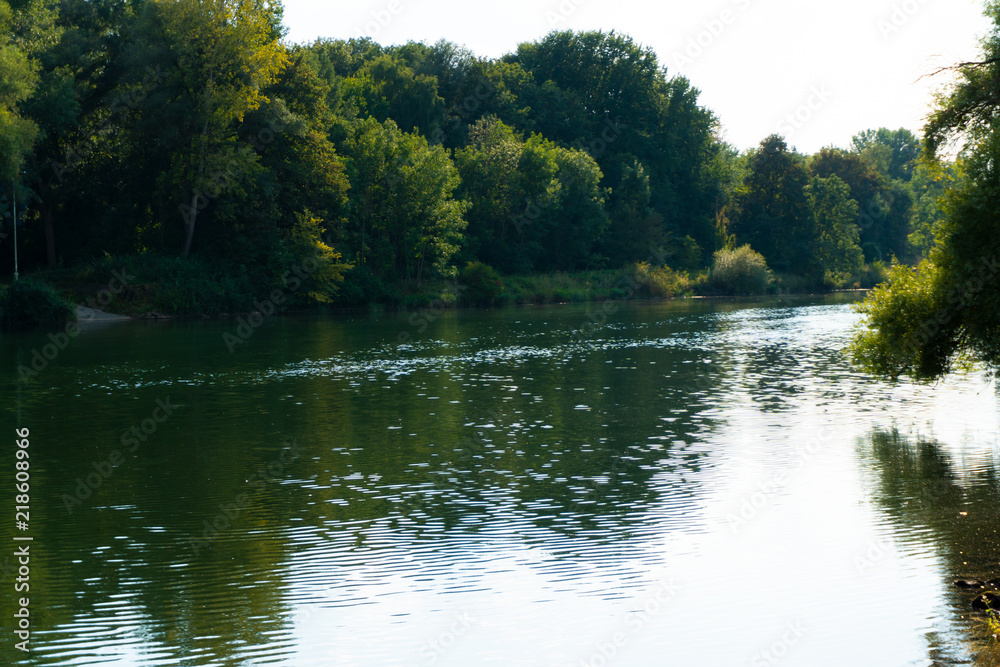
top-left (602, 159), bottom-right (664, 265)
top-left (497, 267), bottom-right (692, 305)
top-left (852, 1), bottom-right (1000, 381)
top-left (453, 116), bottom-right (528, 272)
top-left (907, 160), bottom-right (959, 259)
top-left (675, 235), bottom-right (704, 270)
top-left (632, 262), bottom-right (695, 298)
top-left (851, 127), bottom-right (920, 182)
top-left (75, 253), bottom-right (258, 316)
top-left (805, 174), bottom-right (863, 287)
top-left (809, 147), bottom-right (904, 263)
top-left (855, 260), bottom-right (890, 289)
top-left (343, 117), bottom-right (467, 289)
top-left (455, 117), bottom-right (607, 273)
top-left (0, 0), bottom-right (40, 183)
top-left (508, 31), bottom-right (722, 262)
top-left (0, 276), bottom-right (73, 327)
top-left (459, 261), bottom-right (503, 306)
top-left (342, 54), bottom-right (445, 136)
top-left (729, 135), bottom-right (813, 274)
top-left (924, 1), bottom-right (1000, 156)
top-left (282, 211), bottom-right (352, 303)
top-left (0, 7), bottom-right (952, 318)
top-left (850, 261), bottom-right (956, 380)
top-left (770, 271), bottom-right (820, 294)
top-left (710, 245), bottom-right (772, 295)
top-left (130, 0), bottom-right (289, 256)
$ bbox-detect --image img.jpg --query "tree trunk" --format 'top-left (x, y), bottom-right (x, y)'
top-left (181, 190), bottom-right (198, 258)
top-left (183, 68), bottom-right (213, 258)
top-left (182, 117), bottom-right (211, 258)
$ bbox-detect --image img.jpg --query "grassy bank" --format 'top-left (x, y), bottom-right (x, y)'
top-left (13, 254), bottom-right (889, 322)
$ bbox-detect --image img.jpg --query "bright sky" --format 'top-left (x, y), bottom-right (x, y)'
top-left (280, 0), bottom-right (993, 154)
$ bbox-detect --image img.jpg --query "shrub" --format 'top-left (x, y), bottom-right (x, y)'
top-left (711, 245), bottom-right (772, 295)
top-left (853, 260), bottom-right (891, 289)
top-left (0, 277), bottom-right (75, 328)
top-left (459, 261), bottom-right (504, 306)
top-left (771, 271), bottom-right (819, 295)
top-left (633, 262), bottom-right (693, 298)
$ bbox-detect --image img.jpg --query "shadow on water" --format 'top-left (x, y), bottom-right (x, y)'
top-left (860, 427), bottom-right (1000, 666)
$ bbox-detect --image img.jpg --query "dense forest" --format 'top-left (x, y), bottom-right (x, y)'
top-left (0, 0), bottom-right (960, 314)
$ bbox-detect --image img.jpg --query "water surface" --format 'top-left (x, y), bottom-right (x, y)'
top-left (1, 295), bottom-right (998, 666)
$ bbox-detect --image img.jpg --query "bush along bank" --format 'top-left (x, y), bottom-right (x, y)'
top-left (0, 278), bottom-right (75, 329)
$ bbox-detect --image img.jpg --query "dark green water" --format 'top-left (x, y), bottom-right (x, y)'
top-left (1, 295), bottom-right (999, 666)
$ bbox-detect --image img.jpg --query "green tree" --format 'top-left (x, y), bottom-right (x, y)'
top-left (453, 116), bottom-right (525, 271)
top-left (509, 30), bottom-right (660, 150)
top-left (131, 0), bottom-right (287, 257)
top-left (729, 135), bottom-right (812, 275)
top-left (343, 118), bottom-right (467, 287)
top-left (341, 54), bottom-right (445, 137)
top-left (805, 174), bottom-right (862, 286)
top-left (809, 149), bottom-right (879, 260)
top-left (210, 53), bottom-right (351, 279)
top-left (907, 160), bottom-right (959, 259)
top-left (0, 1), bottom-right (40, 183)
top-left (852, 1), bottom-right (1000, 380)
top-left (537, 138), bottom-right (608, 271)
top-left (508, 31), bottom-right (722, 263)
top-left (851, 127), bottom-right (921, 182)
top-left (20, 0), bottom-right (157, 267)
top-left (602, 159), bottom-right (665, 265)
top-left (456, 117), bottom-right (607, 273)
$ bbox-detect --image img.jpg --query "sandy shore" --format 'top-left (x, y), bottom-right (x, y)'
top-left (76, 305), bottom-right (131, 322)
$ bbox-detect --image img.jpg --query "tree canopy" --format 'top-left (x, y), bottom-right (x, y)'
top-left (851, 1), bottom-right (1000, 380)
top-left (0, 10), bottom-right (960, 313)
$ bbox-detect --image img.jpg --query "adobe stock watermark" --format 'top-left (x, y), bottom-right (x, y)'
top-left (62, 398), bottom-right (177, 513)
top-left (451, 406), bottom-right (506, 462)
top-left (188, 439), bottom-right (302, 555)
top-left (17, 269), bottom-right (135, 382)
top-left (418, 610), bottom-right (477, 664)
top-left (750, 621), bottom-right (808, 667)
top-left (877, 0), bottom-right (931, 41)
top-left (853, 538), bottom-right (890, 575)
top-left (179, 114), bottom-right (289, 227)
top-left (545, 0), bottom-right (589, 27)
top-left (578, 578), bottom-right (679, 667)
top-left (672, 0), bottom-right (755, 71)
top-left (354, 0), bottom-right (404, 39)
top-left (726, 423), bottom-right (833, 532)
top-left (54, 66), bottom-right (164, 182)
top-left (775, 85), bottom-right (834, 140)
top-left (223, 254), bottom-right (324, 351)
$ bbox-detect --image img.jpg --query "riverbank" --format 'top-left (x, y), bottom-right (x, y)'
top-left (2, 259), bottom-right (885, 325)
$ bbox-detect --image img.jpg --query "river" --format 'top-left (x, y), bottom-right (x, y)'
top-left (1, 294), bottom-right (998, 666)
